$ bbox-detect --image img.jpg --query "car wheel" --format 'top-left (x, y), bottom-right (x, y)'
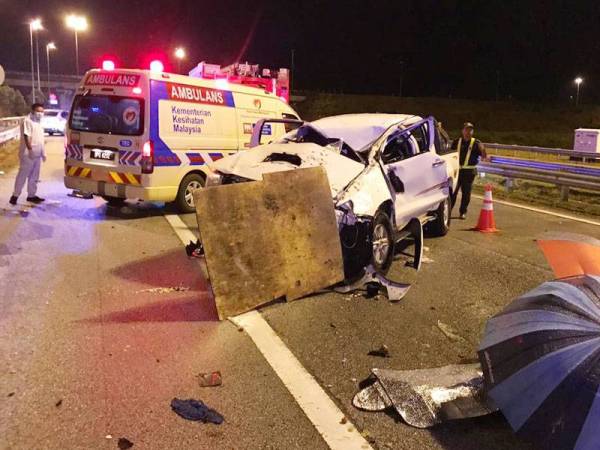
top-left (102, 196), bottom-right (126, 207)
top-left (371, 211), bottom-right (395, 275)
top-left (427, 196), bottom-right (451, 237)
top-left (176, 173), bottom-right (205, 213)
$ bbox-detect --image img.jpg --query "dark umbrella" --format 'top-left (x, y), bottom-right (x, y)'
top-left (478, 274), bottom-right (600, 450)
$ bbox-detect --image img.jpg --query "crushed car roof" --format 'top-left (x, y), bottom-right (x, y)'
top-left (311, 113), bottom-right (422, 151)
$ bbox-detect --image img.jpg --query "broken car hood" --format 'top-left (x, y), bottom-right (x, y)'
top-left (210, 143), bottom-right (365, 196)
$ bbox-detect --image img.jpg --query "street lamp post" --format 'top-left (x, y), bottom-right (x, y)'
top-left (46, 42), bottom-right (56, 97)
top-left (35, 31), bottom-right (41, 96)
top-left (175, 47), bottom-right (186, 73)
top-left (65, 15), bottom-right (88, 75)
top-left (29, 18), bottom-right (43, 103)
top-left (575, 77), bottom-right (583, 107)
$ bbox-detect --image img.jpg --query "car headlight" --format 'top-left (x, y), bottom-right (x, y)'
top-left (204, 172), bottom-right (223, 187)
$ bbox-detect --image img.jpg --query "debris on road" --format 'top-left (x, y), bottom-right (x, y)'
top-left (365, 282), bottom-right (380, 298)
top-left (368, 344), bottom-right (390, 358)
top-left (185, 239), bottom-right (204, 258)
top-left (194, 167), bottom-right (344, 319)
top-left (55, 399), bottom-right (62, 407)
top-left (197, 371), bottom-right (222, 387)
top-left (171, 398), bottom-right (224, 425)
top-left (353, 363), bottom-right (496, 428)
top-left (67, 190), bottom-right (93, 199)
top-left (436, 320), bottom-right (467, 343)
top-left (135, 286), bottom-right (190, 294)
top-left (117, 437), bottom-right (134, 449)
top-left (335, 265), bottom-right (411, 302)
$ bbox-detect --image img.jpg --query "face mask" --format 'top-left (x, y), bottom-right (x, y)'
top-left (32, 112), bottom-right (43, 122)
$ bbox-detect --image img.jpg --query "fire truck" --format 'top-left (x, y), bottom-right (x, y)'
top-left (189, 61), bottom-right (290, 103)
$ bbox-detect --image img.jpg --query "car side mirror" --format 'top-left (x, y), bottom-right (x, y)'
top-left (388, 170), bottom-right (405, 193)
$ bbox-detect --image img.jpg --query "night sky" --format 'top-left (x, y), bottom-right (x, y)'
top-left (2, 0), bottom-right (599, 102)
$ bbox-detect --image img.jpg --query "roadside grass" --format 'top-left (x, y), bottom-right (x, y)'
top-left (473, 175), bottom-right (600, 217)
top-left (0, 139), bottom-right (20, 173)
top-left (294, 92), bottom-right (600, 148)
top-left (294, 92), bottom-right (600, 216)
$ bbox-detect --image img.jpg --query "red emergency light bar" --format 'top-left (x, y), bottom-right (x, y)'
top-left (189, 61), bottom-right (290, 102)
top-left (102, 60), bottom-right (115, 71)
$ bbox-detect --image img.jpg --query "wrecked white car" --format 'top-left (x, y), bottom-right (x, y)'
top-left (206, 114), bottom-right (458, 279)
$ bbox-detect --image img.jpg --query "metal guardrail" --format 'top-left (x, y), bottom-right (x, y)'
top-left (478, 145), bottom-right (600, 201)
top-left (484, 142), bottom-right (600, 161)
top-left (0, 117), bottom-right (22, 145)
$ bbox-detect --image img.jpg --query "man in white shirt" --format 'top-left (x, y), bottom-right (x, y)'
top-left (10, 103), bottom-right (47, 205)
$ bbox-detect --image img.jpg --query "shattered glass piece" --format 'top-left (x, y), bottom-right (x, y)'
top-left (353, 379), bottom-right (393, 411)
top-left (353, 363), bottom-right (496, 428)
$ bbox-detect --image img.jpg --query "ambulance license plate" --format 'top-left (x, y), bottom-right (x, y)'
top-left (91, 149), bottom-right (116, 161)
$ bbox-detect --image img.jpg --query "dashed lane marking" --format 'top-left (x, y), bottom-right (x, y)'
top-left (163, 212), bottom-right (373, 450)
top-left (473, 195), bottom-right (600, 227)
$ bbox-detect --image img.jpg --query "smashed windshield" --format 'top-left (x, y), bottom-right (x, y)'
top-left (278, 124), bottom-right (330, 146)
top-left (277, 123), bottom-right (364, 163)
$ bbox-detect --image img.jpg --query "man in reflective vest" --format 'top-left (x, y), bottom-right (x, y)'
top-left (450, 122), bottom-right (486, 219)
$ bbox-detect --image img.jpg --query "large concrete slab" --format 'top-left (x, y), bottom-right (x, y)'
top-left (194, 167), bottom-right (343, 319)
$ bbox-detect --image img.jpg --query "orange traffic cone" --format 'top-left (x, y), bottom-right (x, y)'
top-left (473, 184), bottom-right (498, 233)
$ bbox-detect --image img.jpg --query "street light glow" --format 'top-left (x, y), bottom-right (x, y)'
top-left (65, 14), bottom-right (88, 32)
top-left (175, 47), bottom-right (186, 59)
top-left (47, 42), bottom-right (56, 51)
top-left (30, 18), bottom-right (43, 31)
top-left (575, 77), bottom-right (583, 85)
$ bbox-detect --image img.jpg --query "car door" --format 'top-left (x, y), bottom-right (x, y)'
top-left (379, 118), bottom-right (448, 228)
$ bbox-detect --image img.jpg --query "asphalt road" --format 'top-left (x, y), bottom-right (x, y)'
top-left (2, 136), bottom-right (599, 449)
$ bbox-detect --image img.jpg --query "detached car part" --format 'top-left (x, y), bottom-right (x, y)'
top-left (353, 363), bottom-right (497, 428)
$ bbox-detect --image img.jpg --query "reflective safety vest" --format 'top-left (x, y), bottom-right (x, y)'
top-left (457, 137), bottom-right (477, 170)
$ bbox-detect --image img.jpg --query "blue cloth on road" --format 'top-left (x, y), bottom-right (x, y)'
top-left (170, 398), bottom-right (224, 424)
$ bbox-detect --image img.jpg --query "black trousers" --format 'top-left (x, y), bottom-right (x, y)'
top-left (451, 170), bottom-right (476, 215)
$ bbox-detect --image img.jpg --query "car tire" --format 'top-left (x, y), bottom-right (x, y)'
top-left (371, 210), bottom-right (395, 275)
top-left (176, 173), bottom-right (205, 213)
top-left (427, 196), bottom-right (451, 237)
top-left (102, 196), bottom-right (126, 207)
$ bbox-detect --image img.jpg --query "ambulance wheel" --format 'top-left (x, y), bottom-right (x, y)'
top-left (102, 196), bottom-right (126, 207)
top-left (176, 173), bottom-right (205, 213)
top-left (427, 196), bottom-right (451, 237)
top-left (371, 211), bottom-right (395, 275)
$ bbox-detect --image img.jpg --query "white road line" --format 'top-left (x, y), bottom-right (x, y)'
top-left (473, 195), bottom-right (600, 227)
top-left (163, 212), bottom-right (372, 450)
top-left (231, 311), bottom-right (372, 450)
top-left (163, 213), bottom-right (198, 244)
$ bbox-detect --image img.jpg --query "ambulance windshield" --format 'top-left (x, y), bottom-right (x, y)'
top-left (70, 95), bottom-right (144, 136)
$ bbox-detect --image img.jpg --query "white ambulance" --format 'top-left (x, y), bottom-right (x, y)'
top-left (64, 66), bottom-right (299, 212)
